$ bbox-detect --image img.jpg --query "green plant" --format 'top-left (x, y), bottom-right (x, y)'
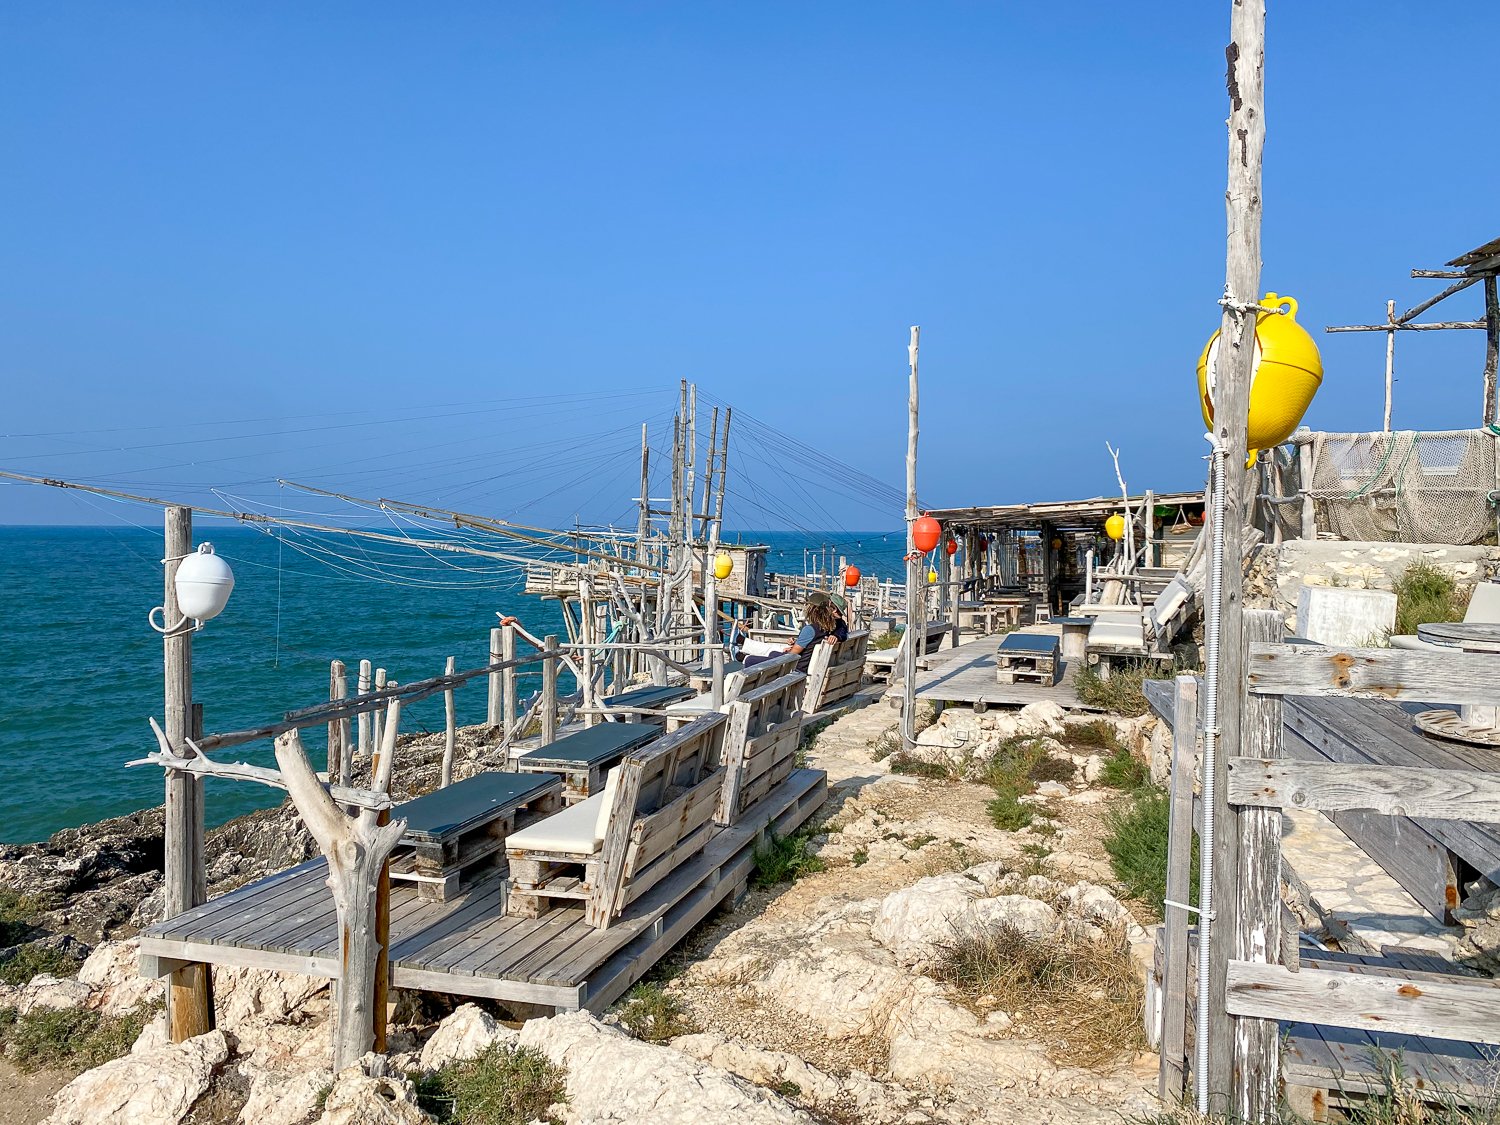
top-left (0, 942), bottom-right (85, 987)
top-left (1100, 746), bottom-right (1151, 792)
top-left (1102, 788), bottom-right (1195, 920)
top-left (850, 848), bottom-right (868, 867)
top-left (1075, 663), bottom-right (1153, 717)
top-left (414, 1044), bottom-right (568, 1125)
top-left (614, 982), bottom-right (697, 1043)
top-left (869, 630), bottom-right (902, 651)
top-left (1061, 720), bottom-right (1123, 752)
top-left (770, 1078), bottom-right (803, 1098)
top-left (751, 826), bottom-right (826, 888)
top-left (0, 1000), bottom-right (162, 1074)
top-left (904, 834), bottom-right (938, 850)
top-left (1393, 561), bottom-right (1467, 638)
top-left (867, 730), bottom-right (901, 761)
top-left (986, 787), bottom-right (1034, 832)
top-left (0, 891), bottom-right (44, 948)
top-left (888, 755), bottom-right (952, 780)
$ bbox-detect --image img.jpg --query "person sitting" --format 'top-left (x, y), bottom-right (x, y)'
top-left (737, 599), bottom-right (842, 673)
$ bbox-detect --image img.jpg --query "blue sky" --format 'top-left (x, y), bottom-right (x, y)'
top-left (2, 3), bottom-right (1496, 531)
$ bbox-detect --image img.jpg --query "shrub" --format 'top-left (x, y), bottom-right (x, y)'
top-left (933, 921), bottom-right (1144, 1069)
top-left (614, 982), bottom-right (696, 1043)
top-left (0, 1001), bottom-right (161, 1074)
top-left (1061, 720), bottom-right (1123, 752)
top-left (0, 891), bottom-right (44, 948)
top-left (986, 787), bottom-right (1034, 832)
top-left (869, 630), bottom-right (902, 651)
top-left (1100, 747), bottom-right (1151, 792)
top-left (1102, 788), bottom-right (1195, 920)
top-left (1075, 664), bottom-right (1152, 717)
top-left (889, 755), bottom-right (952, 780)
top-left (1393, 561), bottom-right (1467, 638)
top-left (752, 826), bottom-right (825, 888)
top-left (0, 942), bottom-right (85, 987)
top-left (414, 1043), bottom-right (568, 1125)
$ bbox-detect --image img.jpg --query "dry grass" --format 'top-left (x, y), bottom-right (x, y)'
top-left (932, 920), bottom-right (1144, 1069)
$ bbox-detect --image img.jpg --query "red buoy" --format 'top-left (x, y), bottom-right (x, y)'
top-left (945, 537), bottom-right (958, 556)
top-left (843, 565), bottom-right (861, 588)
top-left (913, 515), bottom-right (941, 553)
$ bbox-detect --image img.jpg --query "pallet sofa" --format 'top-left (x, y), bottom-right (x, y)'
top-left (865, 620), bottom-right (952, 683)
top-left (662, 651), bottom-right (800, 730)
top-left (503, 712), bottom-right (728, 929)
top-left (803, 629), bottom-right (870, 712)
top-left (715, 671), bottom-right (806, 826)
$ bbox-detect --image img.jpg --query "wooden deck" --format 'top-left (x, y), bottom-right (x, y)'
top-left (139, 769), bottom-right (826, 1014)
top-left (913, 635), bottom-right (1102, 711)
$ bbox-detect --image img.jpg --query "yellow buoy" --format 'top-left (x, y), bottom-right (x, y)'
top-left (1197, 292), bottom-right (1323, 467)
top-left (712, 552), bottom-right (734, 580)
top-left (1105, 514), bottom-right (1126, 541)
top-left (927, 568), bottom-right (938, 584)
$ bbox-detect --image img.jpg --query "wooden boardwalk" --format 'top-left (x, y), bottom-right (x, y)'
top-left (913, 635), bottom-right (1101, 711)
top-left (140, 769), bottom-right (826, 1014)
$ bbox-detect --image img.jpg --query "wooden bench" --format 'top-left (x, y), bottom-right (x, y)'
top-left (663, 652), bottom-right (800, 730)
top-left (995, 632), bottom-right (1061, 685)
top-left (503, 712), bottom-right (729, 929)
top-left (716, 671), bottom-right (806, 826)
top-left (391, 771), bottom-right (564, 901)
top-left (513, 722), bottom-right (661, 804)
top-left (598, 683), bottom-right (696, 723)
top-left (865, 620), bottom-right (951, 683)
top-left (804, 629), bottom-right (870, 712)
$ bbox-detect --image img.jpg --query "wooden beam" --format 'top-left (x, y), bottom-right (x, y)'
top-left (1483, 274), bottom-right (1498, 428)
top-left (1325, 320), bottom-right (1486, 332)
top-left (1396, 274), bottom-right (1480, 324)
top-left (1158, 675), bottom-right (1198, 1101)
top-left (1247, 643), bottom-right (1500, 706)
top-left (1228, 757), bottom-right (1500, 822)
top-left (1412, 269), bottom-right (1470, 279)
top-left (1225, 962), bottom-right (1500, 1045)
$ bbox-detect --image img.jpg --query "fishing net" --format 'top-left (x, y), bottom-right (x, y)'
top-left (1298, 428), bottom-right (1498, 545)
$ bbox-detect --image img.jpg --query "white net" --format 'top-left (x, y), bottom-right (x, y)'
top-left (1300, 429), bottom-right (1498, 545)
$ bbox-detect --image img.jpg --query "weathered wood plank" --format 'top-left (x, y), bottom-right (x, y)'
top-left (1158, 675), bottom-right (1197, 1101)
top-left (1228, 758), bottom-right (1500, 823)
top-left (1225, 962), bottom-right (1500, 1045)
top-left (1248, 644), bottom-right (1500, 707)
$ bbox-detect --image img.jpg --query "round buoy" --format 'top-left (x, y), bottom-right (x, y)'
top-left (1105, 514), bottom-right (1126, 542)
top-left (176, 544), bottom-right (235, 621)
top-left (1051, 537), bottom-right (1063, 550)
top-left (913, 515), bottom-right (941, 554)
top-left (843, 566), bottom-right (861, 588)
top-left (1198, 292), bottom-right (1323, 466)
top-left (945, 537), bottom-right (958, 557)
top-left (713, 552), bottom-right (733, 580)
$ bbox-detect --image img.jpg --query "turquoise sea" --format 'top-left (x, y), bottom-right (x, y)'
top-left (0, 525), bottom-right (906, 844)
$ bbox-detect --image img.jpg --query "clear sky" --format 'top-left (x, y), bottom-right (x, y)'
top-left (2, 3), bottom-right (1496, 531)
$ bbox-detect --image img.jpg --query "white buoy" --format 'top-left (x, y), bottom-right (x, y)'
top-left (175, 543), bottom-right (235, 622)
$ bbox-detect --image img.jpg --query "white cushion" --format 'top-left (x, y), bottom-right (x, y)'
top-left (1089, 619), bottom-right (1145, 650)
top-left (664, 692), bottom-right (715, 717)
top-left (1466, 583), bottom-right (1500, 624)
top-left (506, 792), bottom-right (607, 856)
top-left (1390, 635), bottom-right (1443, 653)
top-left (595, 767), bottom-right (620, 841)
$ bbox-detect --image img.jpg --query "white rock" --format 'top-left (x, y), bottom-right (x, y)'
top-left (672, 1032), bottom-right (846, 1106)
top-left (1035, 781), bottom-right (1070, 799)
top-left (19, 974), bottom-right (93, 1015)
top-left (214, 965), bottom-right (327, 1028)
top-left (871, 874), bottom-right (984, 965)
top-left (964, 895), bottom-right (1061, 942)
top-left (45, 1029), bottom-right (229, 1125)
top-left (419, 1003), bottom-right (518, 1070)
top-left (519, 1011), bottom-right (814, 1124)
top-left (1016, 701), bottom-right (1067, 736)
top-left (239, 1066), bottom-right (327, 1125)
top-left (79, 939), bottom-right (162, 1016)
top-left (317, 1066), bottom-right (427, 1125)
top-left (1059, 883), bottom-right (1130, 928)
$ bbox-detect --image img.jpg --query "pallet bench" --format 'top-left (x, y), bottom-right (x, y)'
top-left (663, 652), bottom-right (800, 731)
top-left (865, 621), bottom-right (951, 683)
top-left (716, 671), bottom-right (806, 826)
top-left (804, 629), bottom-right (870, 712)
top-left (513, 723), bottom-right (661, 804)
top-left (391, 772), bottom-right (565, 902)
top-left (504, 713), bottom-right (729, 929)
top-left (994, 632), bottom-right (1060, 686)
top-left (598, 683), bottom-right (696, 723)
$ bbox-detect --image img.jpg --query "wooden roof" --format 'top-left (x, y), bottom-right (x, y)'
top-left (925, 489), bottom-right (1204, 531)
top-left (1447, 237), bottom-right (1500, 274)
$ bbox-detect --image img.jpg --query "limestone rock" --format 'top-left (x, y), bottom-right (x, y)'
top-left (45, 1028), bottom-right (229, 1125)
top-left (518, 1010), bottom-right (814, 1124)
top-left (965, 895), bottom-right (1061, 942)
top-left (213, 965), bottom-right (327, 1028)
top-left (871, 874), bottom-right (983, 965)
top-left (317, 1065), bottom-right (427, 1125)
top-left (239, 1066), bottom-right (328, 1125)
top-left (419, 1002), bottom-right (518, 1070)
top-left (18, 973), bottom-right (93, 1015)
top-left (79, 938), bottom-right (162, 1016)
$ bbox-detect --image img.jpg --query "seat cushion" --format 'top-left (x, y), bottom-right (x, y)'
top-left (505, 792), bottom-right (607, 855)
top-left (1390, 634), bottom-right (1445, 653)
top-left (663, 691), bottom-right (716, 717)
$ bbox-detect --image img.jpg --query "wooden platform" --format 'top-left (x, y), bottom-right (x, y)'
top-left (139, 769), bottom-right (826, 1015)
top-left (913, 635), bottom-right (1100, 711)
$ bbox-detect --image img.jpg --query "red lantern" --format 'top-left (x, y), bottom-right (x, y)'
top-left (945, 537), bottom-right (958, 557)
top-left (913, 515), bottom-right (941, 553)
top-left (843, 565), bottom-right (861, 588)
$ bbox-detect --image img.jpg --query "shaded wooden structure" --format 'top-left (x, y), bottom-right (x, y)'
top-left (912, 635), bottom-right (1099, 712)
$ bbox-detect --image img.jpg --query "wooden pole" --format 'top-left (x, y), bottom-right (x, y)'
top-left (487, 627), bottom-right (503, 728)
top-left (1384, 298), bottom-right (1396, 431)
top-left (1297, 440), bottom-right (1317, 539)
top-left (637, 423), bottom-right (651, 567)
top-left (440, 656), bottom-right (456, 788)
top-left (902, 326), bottom-right (922, 748)
top-left (501, 622), bottom-right (518, 739)
top-left (1484, 275), bottom-right (1499, 428)
top-left (1204, 0), bottom-right (1265, 1110)
top-left (163, 506), bottom-right (213, 1042)
top-left (357, 659), bottom-right (372, 756)
top-left (542, 635), bottom-right (558, 746)
top-left (1158, 674), bottom-right (1199, 1100)
top-left (371, 667), bottom-right (387, 752)
top-left (327, 660), bottom-right (345, 780)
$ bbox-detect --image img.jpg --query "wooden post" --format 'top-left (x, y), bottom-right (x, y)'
top-left (1159, 674), bottom-right (1199, 1100)
top-left (1384, 298), bottom-right (1396, 432)
top-left (501, 622), bottom-right (518, 739)
top-left (542, 635), bottom-right (559, 746)
top-left (1296, 439), bottom-right (1317, 540)
top-left (1484, 275), bottom-right (1499, 428)
top-left (487, 627), bottom-right (503, 728)
top-left (440, 656), bottom-right (456, 788)
top-left (1144, 489), bottom-right (1156, 568)
top-left (1233, 610), bottom-right (1285, 1122)
top-left (1204, 0), bottom-right (1265, 1109)
top-left (357, 659), bottom-right (372, 756)
top-left (327, 660), bottom-right (346, 781)
top-left (372, 667), bottom-right (387, 752)
top-left (902, 326), bottom-right (922, 748)
top-left (579, 581), bottom-right (597, 728)
top-left (163, 506), bottom-right (213, 1042)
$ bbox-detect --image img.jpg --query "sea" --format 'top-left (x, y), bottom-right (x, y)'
top-left (0, 525), bottom-right (908, 845)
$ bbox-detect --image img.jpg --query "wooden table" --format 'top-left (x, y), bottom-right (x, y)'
top-left (514, 723), bottom-right (660, 804)
top-left (1415, 622), bottom-right (1500, 746)
top-left (598, 683), bottom-right (696, 722)
top-left (392, 771), bottom-right (564, 901)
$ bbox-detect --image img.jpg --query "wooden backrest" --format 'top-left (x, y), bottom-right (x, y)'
top-left (587, 712), bottom-right (728, 928)
top-left (804, 629), bottom-right (870, 711)
top-left (723, 651), bottom-right (799, 700)
top-left (715, 671), bottom-right (807, 825)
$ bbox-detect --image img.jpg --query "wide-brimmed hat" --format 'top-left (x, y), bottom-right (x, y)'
top-left (829, 593), bottom-right (848, 613)
top-left (805, 591), bottom-right (832, 607)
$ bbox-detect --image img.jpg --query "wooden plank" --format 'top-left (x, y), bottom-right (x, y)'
top-left (1228, 758), bottom-right (1500, 823)
top-left (1247, 644), bottom-right (1500, 707)
top-left (1225, 962), bottom-right (1500, 1045)
top-left (393, 964), bottom-right (581, 1010)
top-left (1158, 675), bottom-right (1197, 1101)
top-left (139, 936), bottom-right (342, 980)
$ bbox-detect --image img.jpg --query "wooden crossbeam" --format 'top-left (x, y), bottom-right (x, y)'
top-left (1226, 962), bottom-right (1500, 1045)
top-left (1247, 643), bottom-right (1500, 706)
top-left (1227, 757), bottom-right (1500, 823)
